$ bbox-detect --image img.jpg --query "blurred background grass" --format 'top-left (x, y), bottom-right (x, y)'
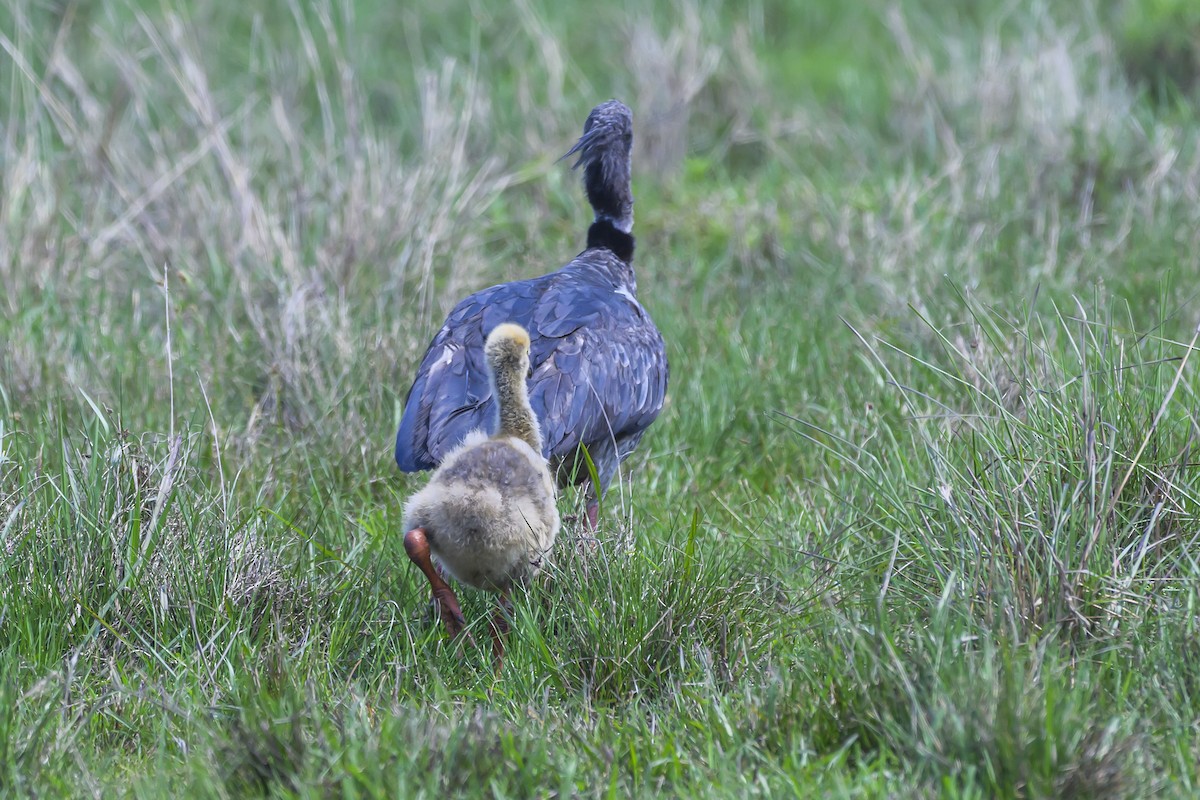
top-left (2, 0), bottom-right (1200, 796)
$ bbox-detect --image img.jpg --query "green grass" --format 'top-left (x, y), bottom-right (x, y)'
top-left (3, 0), bottom-right (1200, 796)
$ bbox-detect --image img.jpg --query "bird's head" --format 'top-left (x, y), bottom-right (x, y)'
top-left (484, 323), bottom-right (532, 380)
top-left (564, 100), bottom-right (633, 167)
top-left (561, 100), bottom-right (634, 233)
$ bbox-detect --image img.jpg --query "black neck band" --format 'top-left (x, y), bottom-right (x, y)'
top-left (586, 220), bottom-right (635, 263)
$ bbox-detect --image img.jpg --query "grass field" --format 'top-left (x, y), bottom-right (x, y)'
top-left (3, 0), bottom-right (1200, 796)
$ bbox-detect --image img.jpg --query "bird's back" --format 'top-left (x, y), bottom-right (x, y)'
top-left (394, 250), bottom-right (666, 487)
top-left (402, 435), bottom-right (558, 591)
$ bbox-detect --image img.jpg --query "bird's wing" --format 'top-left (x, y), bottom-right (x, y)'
top-left (394, 277), bottom-right (543, 471)
top-left (395, 271), bottom-right (668, 475)
top-left (528, 291), bottom-right (669, 472)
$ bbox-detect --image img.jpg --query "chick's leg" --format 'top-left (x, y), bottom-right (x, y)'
top-left (404, 528), bottom-right (467, 640)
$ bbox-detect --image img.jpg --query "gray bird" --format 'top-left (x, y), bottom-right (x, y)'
top-left (394, 100), bottom-right (668, 530)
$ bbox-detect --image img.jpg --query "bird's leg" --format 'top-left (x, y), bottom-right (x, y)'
top-left (489, 592), bottom-right (512, 673)
top-left (425, 560), bottom-right (451, 618)
top-left (403, 528), bottom-right (468, 641)
top-left (565, 500), bottom-right (601, 555)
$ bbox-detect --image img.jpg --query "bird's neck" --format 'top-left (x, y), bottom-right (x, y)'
top-left (493, 371), bottom-right (542, 453)
top-left (586, 219), bottom-right (636, 264)
top-left (584, 159), bottom-right (633, 231)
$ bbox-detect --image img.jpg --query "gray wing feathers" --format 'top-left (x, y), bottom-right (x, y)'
top-left (531, 325), bottom-right (668, 460)
top-left (396, 257), bottom-right (667, 491)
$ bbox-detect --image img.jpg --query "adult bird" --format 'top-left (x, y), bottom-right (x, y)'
top-left (395, 100), bottom-right (668, 530)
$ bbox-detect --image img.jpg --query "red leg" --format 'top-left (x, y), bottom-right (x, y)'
top-left (585, 501), bottom-right (599, 531)
top-left (425, 560), bottom-right (452, 618)
top-left (404, 528), bottom-right (468, 640)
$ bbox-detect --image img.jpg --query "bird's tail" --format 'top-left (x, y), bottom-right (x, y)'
top-left (562, 100), bottom-right (635, 253)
